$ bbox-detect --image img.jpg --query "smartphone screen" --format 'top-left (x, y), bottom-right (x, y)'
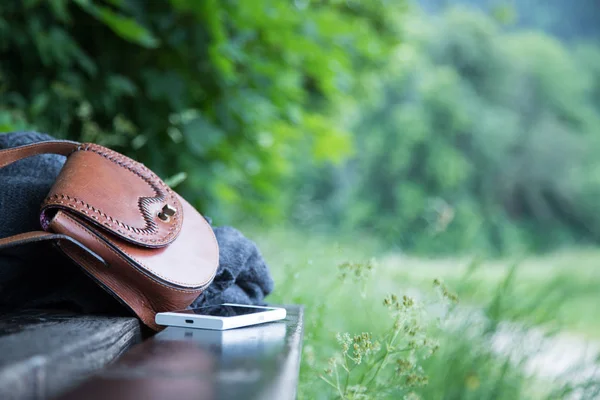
top-left (174, 304), bottom-right (274, 318)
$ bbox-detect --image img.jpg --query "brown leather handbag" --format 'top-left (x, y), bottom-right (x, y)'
top-left (0, 140), bottom-right (219, 330)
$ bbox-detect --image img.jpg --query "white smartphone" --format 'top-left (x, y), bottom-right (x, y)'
top-left (155, 303), bottom-right (287, 330)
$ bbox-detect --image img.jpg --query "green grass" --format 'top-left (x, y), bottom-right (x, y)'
top-left (246, 226), bottom-right (600, 399)
top-left (379, 250), bottom-right (600, 339)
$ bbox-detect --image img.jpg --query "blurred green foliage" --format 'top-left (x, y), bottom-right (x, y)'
top-left (0, 0), bottom-right (402, 222)
top-left (2, 1), bottom-right (600, 256)
top-left (290, 7), bottom-right (600, 255)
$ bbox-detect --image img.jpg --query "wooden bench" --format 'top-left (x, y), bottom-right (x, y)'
top-left (0, 305), bottom-right (303, 400)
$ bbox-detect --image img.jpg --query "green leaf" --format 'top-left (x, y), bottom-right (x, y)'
top-left (108, 75), bottom-right (137, 96)
top-left (30, 93), bottom-right (50, 116)
top-left (48, 0), bottom-right (71, 22)
top-left (131, 134), bottom-right (147, 149)
top-left (164, 172), bottom-right (188, 188)
top-left (182, 114), bottom-right (225, 157)
top-left (73, 0), bottom-right (159, 48)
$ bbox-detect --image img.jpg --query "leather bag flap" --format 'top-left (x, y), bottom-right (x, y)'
top-left (41, 143), bottom-right (183, 248)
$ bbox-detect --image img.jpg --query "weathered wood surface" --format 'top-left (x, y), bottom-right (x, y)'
top-left (57, 305), bottom-right (305, 400)
top-left (0, 310), bottom-right (141, 400)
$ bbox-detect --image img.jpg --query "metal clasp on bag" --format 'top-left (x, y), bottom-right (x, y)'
top-left (157, 204), bottom-right (177, 222)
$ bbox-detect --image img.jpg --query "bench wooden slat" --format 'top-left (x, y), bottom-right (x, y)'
top-left (0, 310), bottom-right (141, 400)
top-left (57, 305), bottom-right (304, 400)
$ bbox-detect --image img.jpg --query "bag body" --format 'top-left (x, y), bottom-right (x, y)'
top-left (0, 140), bottom-right (219, 330)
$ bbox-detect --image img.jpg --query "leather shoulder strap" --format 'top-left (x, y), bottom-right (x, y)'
top-left (0, 232), bottom-right (106, 266)
top-left (0, 140), bottom-right (79, 169)
top-left (0, 139), bottom-right (106, 264)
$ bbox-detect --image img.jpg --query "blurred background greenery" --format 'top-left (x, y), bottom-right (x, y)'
top-left (2, 0), bottom-right (600, 256)
top-left (2, 1), bottom-right (600, 399)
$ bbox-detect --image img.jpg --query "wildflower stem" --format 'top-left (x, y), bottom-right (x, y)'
top-left (334, 360), bottom-right (344, 398)
top-left (320, 375), bottom-right (338, 390)
top-left (320, 374), bottom-right (346, 399)
top-left (341, 354), bottom-right (350, 373)
top-left (343, 354), bottom-right (351, 392)
top-left (365, 348), bottom-right (390, 388)
top-left (363, 321), bottom-right (402, 388)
